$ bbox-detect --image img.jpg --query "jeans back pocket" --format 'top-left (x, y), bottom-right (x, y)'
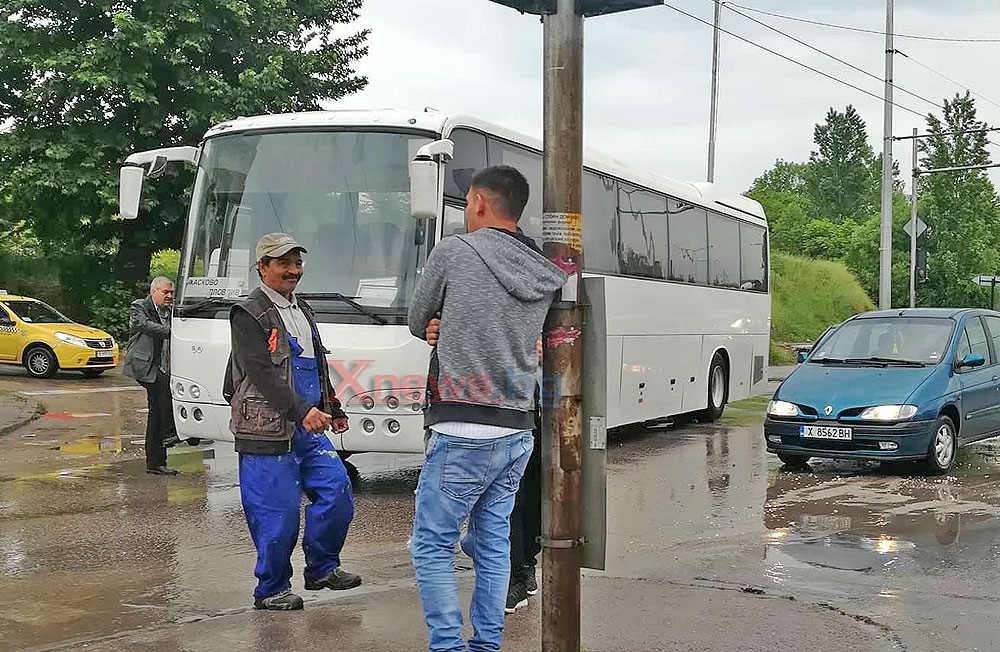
top-left (441, 440), bottom-right (496, 500)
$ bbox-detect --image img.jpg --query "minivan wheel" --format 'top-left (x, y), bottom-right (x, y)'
top-left (777, 453), bottom-right (811, 469)
top-left (925, 415), bottom-right (958, 474)
top-left (24, 346), bottom-right (57, 379)
top-left (697, 353), bottom-right (729, 422)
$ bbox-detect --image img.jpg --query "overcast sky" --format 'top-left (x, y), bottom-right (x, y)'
top-left (329, 1), bottom-right (1000, 194)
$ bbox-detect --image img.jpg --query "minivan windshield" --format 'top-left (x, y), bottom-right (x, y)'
top-left (809, 317), bottom-right (954, 365)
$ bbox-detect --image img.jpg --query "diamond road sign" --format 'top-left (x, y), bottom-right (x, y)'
top-left (903, 217), bottom-right (928, 238)
top-left (488, 0), bottom-right (662, 16)
top-left (973, 275), bottom-right (999, 287)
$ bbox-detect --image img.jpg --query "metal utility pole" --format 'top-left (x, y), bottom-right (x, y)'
top-left (541, 2), bottom-right (584, 650)
top-left (909, 127), bottom-right (918, 308)
top-left (707, 0), bottom-right (721, 182)
top-left (878, 0), bottom-right (894, 309)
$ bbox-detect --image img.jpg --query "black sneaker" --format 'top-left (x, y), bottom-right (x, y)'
top-left (254, 589), bottom-right (304, 611)
top-left (146, 466), bottom-right (179, 476)
top-left (505, 579), bottom-right (529, 614)
top-left (524, 572), bottom-right (538, 596)
top-left (304, 568), bottom-right (362, 591)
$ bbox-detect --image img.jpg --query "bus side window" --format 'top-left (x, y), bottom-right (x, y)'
top-left (582, 171), bottom-right (619, 273)
top-left (708, 212), bottom-right (740, 289)
top-left (617, 183), bottom-right (667, 279)
top-left (740, 223), bottom-right (767, 292)
top-left (667, 200), bottom-right (708, 285)
top-left (487, 138), bottom-right (543, 242)
top-left (442, 205), bottom-right (466, 238)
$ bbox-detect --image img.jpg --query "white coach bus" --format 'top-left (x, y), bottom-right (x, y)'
top-left (119, 109), bottom-right (770, 459)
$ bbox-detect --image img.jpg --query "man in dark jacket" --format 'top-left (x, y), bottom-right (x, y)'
top-left (408, 166), bottom-right (567, 652)
top-left (224, 232), bottom-right (360, 611)
top-left (123, 277), bottom-right (179, 475)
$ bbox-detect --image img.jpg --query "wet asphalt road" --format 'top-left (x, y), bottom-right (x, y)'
top-left (1, 366), bottom-right (1000, 651)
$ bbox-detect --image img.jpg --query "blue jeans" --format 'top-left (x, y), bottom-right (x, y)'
top-left (410, 430), bottom-right (534, 652)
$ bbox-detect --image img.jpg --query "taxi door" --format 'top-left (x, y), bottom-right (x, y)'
top-left (0, 302), bottom-right (22, 362)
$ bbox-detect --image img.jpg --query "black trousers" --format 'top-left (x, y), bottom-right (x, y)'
top-left (140, 371), bottom-right (175, 470)
top-left (510, 416), bottom-right (542, 581)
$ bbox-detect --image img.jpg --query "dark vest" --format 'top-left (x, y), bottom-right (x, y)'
top-left (226, 289), bottom-right (338, 455)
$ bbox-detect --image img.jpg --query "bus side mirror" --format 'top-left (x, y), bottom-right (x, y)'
top-left (410, 139), bottom-right (454, 220)
top-left (119, 166), bottom-right (145, 220)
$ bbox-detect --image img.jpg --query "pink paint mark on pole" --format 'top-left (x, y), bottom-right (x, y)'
top-left (551, 256), bottom-right (578, 276)
top-left (546, 326), bottom-right (582, 348)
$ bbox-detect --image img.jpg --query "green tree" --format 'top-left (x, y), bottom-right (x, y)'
top-left (918, 93), bottom-right (1000, 308)
top-left (0, 0), bottom-right (368, 315)
top-left (806, 105), bottom-right (880, 223)
top-left (746, 160), bottom-right (812, 254)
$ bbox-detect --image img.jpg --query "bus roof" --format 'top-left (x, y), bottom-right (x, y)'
top-left (203, 109), bottom-right (766, 225)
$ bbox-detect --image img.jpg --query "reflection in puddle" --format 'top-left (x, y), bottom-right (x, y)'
top-left (766, 532), bottom-right (915, 574)
top-left (58, 436), bottom-right (123, 455)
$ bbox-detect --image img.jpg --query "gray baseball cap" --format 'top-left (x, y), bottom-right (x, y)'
top-left (256, 233), bottom-right (307, 261)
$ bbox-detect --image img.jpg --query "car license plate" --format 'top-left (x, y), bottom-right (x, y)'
top-left (95, 350), bottom-right (113, 359)
top-left (800, 425), bottom-right (852, 440)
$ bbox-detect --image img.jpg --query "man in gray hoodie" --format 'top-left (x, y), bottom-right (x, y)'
top-left (408, 165), bottom-right (567, 652)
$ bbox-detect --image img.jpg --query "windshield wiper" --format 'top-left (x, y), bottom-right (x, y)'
top-left (298, 293), bottom-right (388, 326)
top-left (175, 298), bottom-right (238, 316)
top-left (809, 357), bottom-right (848, 364)
top-left (847, 356), bottom-right (926, 367)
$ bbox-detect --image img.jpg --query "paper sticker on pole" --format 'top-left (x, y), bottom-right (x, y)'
top-left (543, 212), bottom-right (582, 252)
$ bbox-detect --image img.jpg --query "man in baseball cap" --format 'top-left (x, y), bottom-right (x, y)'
top-left (223, 232), bottom-right (360, 611)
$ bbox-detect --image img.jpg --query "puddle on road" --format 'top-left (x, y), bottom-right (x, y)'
top-left (762, 440), bottom-right (1000, 596)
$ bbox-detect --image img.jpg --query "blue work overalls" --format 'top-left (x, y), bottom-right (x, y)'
top-left (238, 334), bottom-right (355, 599)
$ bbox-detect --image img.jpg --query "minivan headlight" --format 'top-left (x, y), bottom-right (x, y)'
top-left (767, 400), bottom-right (799, 417)
top-left (54, 331), bottom-right (88, 348)
top-left (860, 405), bottom-right (918, 421)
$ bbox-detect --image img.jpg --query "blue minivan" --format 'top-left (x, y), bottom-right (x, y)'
top-left (764, 309), bottom-right (1000, 473)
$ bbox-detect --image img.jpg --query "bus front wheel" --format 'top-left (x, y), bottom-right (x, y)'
top-left (697, 353), bottom-right (728, 423)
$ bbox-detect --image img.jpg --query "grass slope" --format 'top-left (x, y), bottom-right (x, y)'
top-left (771, 252), bottom-right (875, 361)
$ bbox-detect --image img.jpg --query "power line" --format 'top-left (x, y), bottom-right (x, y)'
top-left (661, 2), bottom-right (928, 118)
top-left (726, 2), bottom-right (1000, 44)
top-left (720, 2), bottom-right (944, 111)
top-left (895, 50), bottom-right (1000, 111)
top-left (720, 3), bottom-right (1000, 153)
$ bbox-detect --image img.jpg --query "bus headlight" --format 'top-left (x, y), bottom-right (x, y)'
top-left (189, 385), bottom-right (201, 399)
top-left (767, 400), bottom-right (799, 417)
top-left (175, 382), bottom-right (186, 397)
top-left (387, 419), bottom-right (400, 434)
top-left (361, 395), bottom-right (375, 410)
top-left (860, 405), bottom-right (917, 421)
top-left (386, 396), bottom-right (399, 409)
top-left (361, 418), bottom-right (376, 433)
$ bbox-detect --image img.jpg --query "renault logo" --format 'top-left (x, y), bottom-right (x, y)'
top-left (824, 405), bottom-right (833, 416)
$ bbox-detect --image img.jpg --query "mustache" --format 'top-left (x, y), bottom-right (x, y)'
top-left (282, 274), bottom-right (302, 281)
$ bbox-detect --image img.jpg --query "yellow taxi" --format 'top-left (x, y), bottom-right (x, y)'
top-left (0, 292), bottom-right (119, 378)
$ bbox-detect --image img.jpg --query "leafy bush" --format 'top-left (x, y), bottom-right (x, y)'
top-left (150, 250), bottom-right (181, 282)
top-left (85, 281), bottom-right (141, 344)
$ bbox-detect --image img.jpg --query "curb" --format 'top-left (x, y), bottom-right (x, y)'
top-left (0, 396), bottom-right (44, 438)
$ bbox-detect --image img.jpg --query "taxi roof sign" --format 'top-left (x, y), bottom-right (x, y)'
top-left (488, 0), bottom-right (662, 16)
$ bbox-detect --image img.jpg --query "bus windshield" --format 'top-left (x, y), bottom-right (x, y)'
top-left (179, 130), bottom-right (432, 315)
